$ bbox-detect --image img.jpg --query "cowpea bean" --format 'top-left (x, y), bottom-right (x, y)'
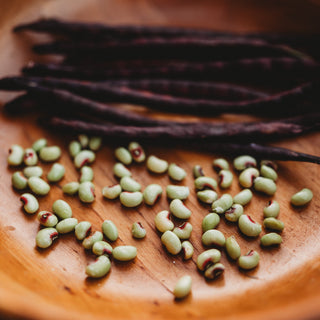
top-left (196, 249), bottom-right (221, 271)
top-left (166, 185), bottom-right (190, 200)
top-left (260, 165), bottom-right (278, 181)
top-left (169, 199), bottom-right (191, 219)
top-left (102, 220), bottom-right (118, 242)
top-left (218, 170), bottom-right (233, 189)
top-left (238, 250), bottom-right (260, 269)
top-left (119, 191), bottom-right (143, 207)
top-left (74, 150), bottom-right (95, 169)
top-left (88, 136), bottom-right (102, 151)
top-left (173, 275), bottom-right (192, 299)
top-left (233, 155), bottom-right (257, 171)
top-left (62, 182), bottom-right (80, 195)
top-left (28, 177), bottom-right (50, 196)
top-left (23, 166), bottom-right (43, 178)
top-left (202, 213), bottom-right (220, 232)
top-left (253, 177), bottom-right (277, 196)
top-left (69, 140), bottom-right (81, 158)
top-left (79, 166), bottom-right (94, 183)
top-left (147, 155), bottom-right (168, 174)
top-left (102, 184), bottom-right (122, 200)
top-left (291, 188), bottom-right (313, 206)
top-left (78, 134), bottom-right (89, 148)
top-left (260, 233), bottom-right (282, 246)
top-left (12, 171), bottom-right (28, 190)
top-left (263, 217), bottom-right (284, 232)
top-left (128, 141), bottom-right (145, 163)
top-left (194, 176), bottom-right (217, 190)
top-left (52, 199), bottom-right (72, 219)
top-left (202, 229), bottom-right (225, 247)
top-left (204, 263), bottom-right (225, 280)
top-left (92, 241), bottom-right (113, 256)
top-left (35, 227), bottom-right (58, 248)
top-left (233, 189), bottom-right (253, 206)
top-left (7, 144), bottom-right (24, 166)
top-left (86, 255), bottom-right (111, 278)
top-left (197, 190), bottom-right (218, 204)
top-left (82, 231), bottom-right (103, 249)
top-left (161, 231), bottom-right (182, 255)
top-left (238, 215), bottom-right (262, 237)
top-left (212, 194), bottom-right (233, 214)
top-left (37, 211), bottom-right (58, 227)
top-left (47, 163), bottom-right (65, 182)
top-left (260, 160), bottom-right (278, 171)
top-left (75, 221), bottom-right (92, 240)
top-left (115, 147), bottom-right (132, 165)
top-left (143, 184), bottom-right (162, 205)
top-left (112, 245), bottom-right (137, 261)
top-left (225, 236), bottom-right (241, 260)
top-left (132, 222), bottom-right (146, 239)
top-left (24, 148), bottom-right (38, 166)
top-left (192, 165), bottom-right (205, 178)
top-left (238, 168), bottom-right (260, 188)
top-left (263, 200), bottom-right (280, 218)
top-left (225, 204), bottom-right (243, 222)
top-left (56, 218), bottom-right (78, 234)
top-left (120, 176), bottom-right (141, 192)
top-left (78, 181), bottom-right (95, 203)
top-left (32, 138), bottom-right (47, 152)
top-left (113, 163), bottom-right (132, 178)
top-left (155, 210), bottom-right (174, 233)
top-left (213, 158), bottom-right (229, 172)
top-left (20, 193), bottom-right (39, 214)
top-left (181, 241), bottom-right (194, 260)
top-left (173, 222), bottom-right (193, 240)
top-left (39, 146), bottom-right (61, 162)
top-left (168, 163), bottom-right (187, 181)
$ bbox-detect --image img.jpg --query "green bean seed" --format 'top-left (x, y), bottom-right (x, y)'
top-left (196, 249), bottom-right (221, 271)
top-left (86, 255), bottom-right (111, 278)
top-left (119, 191), bottom-right (143, 207)
top-left (169, 199), bottom-right (191, 219)
top-left (78, 134), bottom-right (89, 148)
top-left (20, 193), bottom-right (39, 214)
top-left (32, 138), bottom-right (47, 152)
top-left (102, 220), bottom-right (118, 242)
top-left (219, 170), bottom-right (233, 189)
top-left (47, 163), bottom-right (65, 182)
top-left (112, 245), bottom-right (137, 261)
top-left (113, 162), bottom-right (132, 178)
top-left (52, 199), bottom-right (72, 219)
top-left (253, 177), bottom-right (277, 196)
top-left (197, 190), bottom-right (218, 204)
top-left (181, 241), bottom-right (194, 260)
top-left (75, 221), bottom-right (92, 240)
top-left (233, 155), bottom-right (257, 171)
top-left (35, 227), bottom-right (58, 249)
top-left (233, 189), bottom-right (253, 206)
top-left (143, 184), bottom-right (162, 205)
top-left (291, 188), bottom-right (313, 206)
top-left (39, 146), bottom-right (61, 162)
top-left (62, 182), bottom-right (80, 195)
top-left (147, 155), bottom-right (168, 173)
top-left (115, 147), bottom-right (132, 165)
top-left (194, 176), bottom-right (217, 190)
top-left (225, 236), bottom-right (241, 260)
top-left (102, 184), bottom-right (122, 200)
top-left (78, 181), bottom-right (95, 203)
top-left (69, 140), bottom-right (81, 158)
top-left (238, 168), bottom-right (260, 188)
top-left (202, 229), bottom-right (225, 247)
top-left (260, 160), bottom-right (278, 171)
top-left (260, 165), bottom-right (278, 181)
top-left (89, 136), bottom-right (102, 151)
top-left (212, 194), bottom-right (233, 214)
top-left (166, 185), bottom-right (190, 200)
top-left (173, 275), bottom-right (192, 299)
top-left (238, 250), bottom-right (260, 270)
top-left (202, 213), bottom-right (220, 232)
top-left (56, 218), bottom-right (78, 234)
top-left (263, 200), bottom-right (280, 218)
top-left (24, 148), bottom-right (38, 166)
top-left (28, 177), bottom-right (50, 196)
top-left (161, 231), bottom-right (182, 255)
top-left (74, 150), bottom-right (95, 169)
top-left (82, 231), bottom-right (103, 249)
top-left (154, 210), bottom-right (174, 233)
top-left (193, 165), bottom-right (205, 178)
top-left (7, 144), bottom-right (24, 166)
top-left (23, 166), bottom-right (43, 178)
top-left (168, 163), bottom-right (187, 181)
top-left (128, 141), bottom-right (145, 163)
top-left (120, 176), bottom-right (141, 192)
top-left (79, 166), bottom-right (94, 183)
top-left (263, 217), bottom-right (284, 232)
top-left (12, 171), bottom-right (28, 190)
top-left (204, 263), bottom-right (225, 280)
top-left (173, 222), bottom-right (193, 240)
top-left (238, 215), bottom-right (262, 237)
top-left (260, 233), bottom-right (282, 246)
top-left (213, 158), bottom-right (229, 172)
top-left (37, 211), bottom-right (58, 227)
top-left (225, 204), bottom-right (244, 222)
top-left (92, 241), bottom-right (113, 256)
top-left (132, 222), bottom-right (146, 239)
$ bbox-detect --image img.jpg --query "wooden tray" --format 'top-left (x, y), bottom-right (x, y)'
top-left (1, 1), bottom-right (320, 319)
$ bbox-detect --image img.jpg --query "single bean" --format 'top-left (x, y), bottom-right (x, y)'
top-left (62, 181), bottom-right (80, 195)
top-left (233, 155), bottom-right (257, 171)
top-left (219, 170), bottom-right (233, 189)
top-left (82, 231), bottom-right (103, 249)
top-left (28, 177), bottom-right (50, 196)
top-left (37, 211), bottom-right (58, 227)
top-left (20, 193), bottom-right (39, 214)
top-left (168, 163), bottom-right (187, 181)
top-left (263, 217), bottom-right (284, 231)
top-left (74, 150), bottom-right (95, 168)
top-left (238, 168), bottom-right (260, 188)
top-left (32, 138), bottom-right (47, 152)
top-left (143, 184), bottom-right (162, 205)
top-left (113, 162), bottom-right (132, 178)
top-left (173, 222), bottom-right (193, 240)
top-left (204, 263), bottom-right (225, 280)
top-left (194, 176), bottom-right (217, 190)
top-left (260, 233), bottom-right (282, 246)
top-left (102, 220), bottom-right (118, 242)
top-left (56, 218), bottom-right (78, 234)
top-left (86, 255), bottom-right (111, 278)
top-left (173, 275), bottom-right (192, 299)
top-left (166, 185), bottom-right (190, 200)
top-left (35, 227), bottom-right (58, 249)
top-left (181, 241), bottom-right (194, 260)
top-left (78, 134), bottom-right (89, 148)
top-left (291, 188), bottom-right (313, 206)
top-left (78, 181), bottom-right (95, 203)
top-left (202, 213), bottom-right (220, 232)
top-left (128, 141), bottom-right (145, 163)
top-left (115, 147), bottom-right (132, 165)
top-left (196, 249), bottom-right (221, 271)
top-left (147, 155), bottom-right (168, 174)
top-left (260, 160), bottom-right (278, 171)
top-left (23, 166), bottom-right (43, 178)
top-left (238, 250), bottom-right (260, 270)
top-left (119, 191), bottom-right (143, 207)
top-left (69, 140), bottom-right (81, 158)
top-left (238, 215), bottom-right (262, 237)
top-left (12, 171), bottom-right (28, 190)
top-left (155, 210), bottom-right (174, 233)
top-left (260, 165), bottom-right (278, 181)
top-left (132, 222), bottom-right (146, 239)
top-left (89, 136), bottom-right (102, 151)
top-left (47, 163), bottom-right (65, 182)
top-left (102, 184), bottom-right (122, 199)
top-left (75, 221), bottom-right (92, 240)
top-left (263, 200), bottom-right (280, 218)
top-left (24, 148), bottom-right (38, 166)
top-left (112, 245), bottom-right (137, 261)
top-left (79, 166), bottom-right (94, 182)
top-left (193, 165), bottom-right (205, 178)
top-left (39, 146), bottom-right (61, 162)
top-left (233, 189), bottom-right (253, 206)
top-left (52, 199), bottom-right (72, 219)
top-left (120, 176), bottom-right (141, 192)
top-left (197, 190), bottom-right (218, 204)
top-left (212, 158), bottom-right (229, 172)
top-left (225, 204), bottom-right (243, 222)
top-left (161, 231), bottom-right (182, 255)
top-left (212, 194), bottom-right (233, 214)
top-left (225, 236), bottom-right (241, 260)
top-left (92, 241), bottom-right (113, 256)
top-left (253, 177), bottom-right (277, 196)
top-left (7, 144), bottom-right (24, 166)
top-left (169, 199), bottom-right (191, 219)
top-left (202, 229), bottom-right (225, 247)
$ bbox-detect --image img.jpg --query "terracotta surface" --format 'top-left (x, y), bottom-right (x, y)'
top-left (0, 1), bottom-right (320, 319)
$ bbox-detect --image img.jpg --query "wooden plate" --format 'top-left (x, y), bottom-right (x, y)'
top-left (1, 1), bottom-right (320, 319)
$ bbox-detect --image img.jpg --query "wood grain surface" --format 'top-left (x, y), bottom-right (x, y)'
top-left (0, 1), bottom-right (320, 319)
